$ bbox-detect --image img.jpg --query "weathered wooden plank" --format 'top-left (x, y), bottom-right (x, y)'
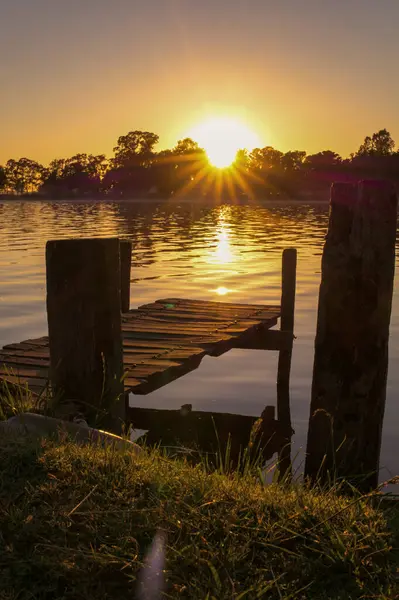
top-left (0, 348), bottom-right (50, 359)
top-left (154, 298), bottom-right (277, 310)
top-left (135, 316), bottom-right (274, 330)
top-left (0, 375), bottom-right (45, 395)
top-left (122, 338), bottom-right (193, 350)
top-left (123, 346), bottom-right (178, 356)
top-left (134, 311), bottom-right (268, 323)
top-left (23, 337), bottom-right (49, 346)
top-left (122, 329), bottom-right (233, 343)
top-left (159, 348), bottom-right (206, 361)
top-left (123, 350), bottom-right (204, 365)
top-left (123, 377), bottom-right (145, 389)
top-left (125, 362), bottom-right (183, 378)
top-left (134, 311), bottom-right (247, 323)
top-left (0, 366), bottom-right (49, 380)
top-left (137, 302), bottom-right (279, 314)
top-left (129, 315), bottom-right (236, 326)
top-left (3, 338), bottom-right (49, 351)
top-left (224, 321), bottom-right (275, 333)
top-left (0, 355), bottom-right (50, 368)
top-left (124, 345), bottom-right (207, 359)
top-left (123, 322), bottom-right (224, 333)
top-left (127, 359), bottom-right (183, 370)
top-left (123, 320), bottom-right (272, 337)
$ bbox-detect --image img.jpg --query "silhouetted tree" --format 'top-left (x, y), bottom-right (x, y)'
top-left (41, 154), bottom-right (107, 197)
top-left (356, 129), bottom-right (395, 156)
top-left (249, 147), bottom-right (283, 171)
top-left (5, 158), bottom-right (47, 194)
top-left (169, 138), bottom-right (208, 193)
top-left (233, 149), bottom-right (250, 171)
top-left (281, 150), bottom-right (307, 171)
top-left (304, 151), bottom-right (342, 170)
top-left (0, 166), bottom-right (6, 192)
top-left (101, 131), bottom-right (160, 197)
top-left (112, 131), bottom-right (159, 169)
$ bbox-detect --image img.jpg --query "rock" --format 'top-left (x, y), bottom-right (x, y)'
top-left (0, 413), bottom-right (141, 454)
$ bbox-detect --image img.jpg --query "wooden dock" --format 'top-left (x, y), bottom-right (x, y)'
top-left (0, 238), bottom-right (297, 475)
top-left (0, 297), bottom-right (282, 397)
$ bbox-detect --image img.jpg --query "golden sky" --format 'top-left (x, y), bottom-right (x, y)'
top-left (1, 0), bottom-right (398, 164)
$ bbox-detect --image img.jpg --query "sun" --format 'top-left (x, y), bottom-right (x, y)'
top-left (188, 116), bottom-right (260, 168)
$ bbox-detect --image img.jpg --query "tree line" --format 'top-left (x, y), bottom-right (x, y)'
top-left (0, 128), bottom-right (398, 199)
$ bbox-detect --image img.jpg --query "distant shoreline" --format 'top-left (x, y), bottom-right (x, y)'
top-left (0, 193), bottom-right (331, 205)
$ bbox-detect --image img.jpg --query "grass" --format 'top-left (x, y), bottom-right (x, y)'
top-left (0, 433), bottom-right (398, 599)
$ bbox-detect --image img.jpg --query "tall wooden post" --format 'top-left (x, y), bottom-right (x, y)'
top-left (277, 248), bottom-right (297, 479)
top-left (120, 240), bottom-right (132, 313)
top-left (305, 181), bottom-right (398, 490)
top-left (46, 238), bottom-right (124, 430)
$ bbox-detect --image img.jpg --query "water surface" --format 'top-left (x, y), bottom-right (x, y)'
top-left (0, 199), bottom-right (397, 480)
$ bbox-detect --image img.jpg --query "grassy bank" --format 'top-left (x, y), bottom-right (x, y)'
top-left (0, 436), bottom-right (398, 599)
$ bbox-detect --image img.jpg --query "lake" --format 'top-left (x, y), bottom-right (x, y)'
top-left (0, 199), bottom-right (398, 482)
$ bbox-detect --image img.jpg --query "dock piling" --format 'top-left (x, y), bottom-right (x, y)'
top-left (277, 248), bottom-right (297, 479)
top-left (120, 240), bottom-right (132, 313)
top-left (305, 181), bottom-right (398, 490)
top-left (46, 238), bottom-right (125, 430)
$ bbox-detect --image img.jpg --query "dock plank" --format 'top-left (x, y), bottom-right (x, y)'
top-left (1, 298), bottom-right (281, 396)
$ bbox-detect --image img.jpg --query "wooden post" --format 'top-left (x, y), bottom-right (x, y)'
top-left (120, 240), bottom-right (132, 313)
top-left (46, 238), bottom-right (124, 430)
top-left (305, 181), bottom-right (398, 490)
top-left (277, 248), bottom-right (297, 479)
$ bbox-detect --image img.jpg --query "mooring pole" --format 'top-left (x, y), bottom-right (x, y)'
top-left (277, 248), bottom-right (297, 479)
top-left (46, 238), bottom-right (125, 431)
top-left (305, 181), bottom-right (398, 490)
top-left (120, 240), bottom-right (132, 313)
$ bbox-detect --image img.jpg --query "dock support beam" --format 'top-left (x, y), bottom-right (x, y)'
top-left (120, 240), bottom-right (132, 313)
top-left (277, 248), bottom-right (297, 479)
top-left (46, 238), bottom-right (124, 431)
top-left (305, 181), bottom-right (398, 490)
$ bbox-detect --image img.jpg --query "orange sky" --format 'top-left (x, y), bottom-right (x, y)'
top-left (1, 0), bottom-right (398, 164)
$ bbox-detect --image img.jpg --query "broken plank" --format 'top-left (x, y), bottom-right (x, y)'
top-left (123, 377), bottom-right (146, 389)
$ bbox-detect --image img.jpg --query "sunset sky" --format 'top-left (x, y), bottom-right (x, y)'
top-left (1, 0), bottom-right (398, 164)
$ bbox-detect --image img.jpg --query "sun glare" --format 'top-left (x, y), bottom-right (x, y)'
top-left (188, 117), bottom-right (260, 168)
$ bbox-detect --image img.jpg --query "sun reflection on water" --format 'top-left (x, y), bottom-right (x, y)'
top-left (213, 286), bottom-right (232, 296)
top-left (207, 210), bottom-right (237, 266)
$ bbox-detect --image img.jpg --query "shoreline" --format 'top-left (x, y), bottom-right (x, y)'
top-left (0, 193), bottom-right (331, 205)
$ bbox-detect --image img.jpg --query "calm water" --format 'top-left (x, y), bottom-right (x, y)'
top-left (0, 199), bottom-right (398, 480)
